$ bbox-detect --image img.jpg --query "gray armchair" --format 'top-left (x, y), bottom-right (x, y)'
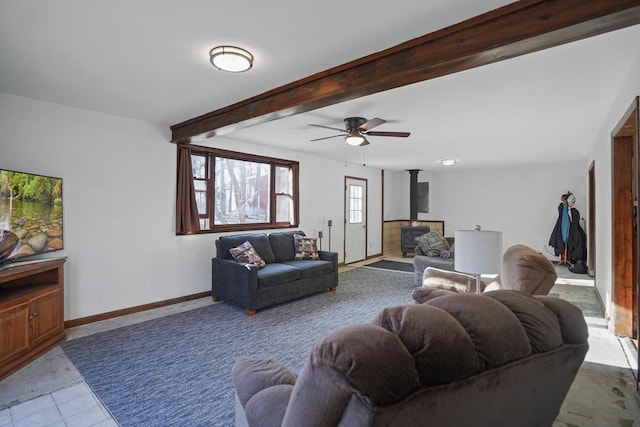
top-left (232, 290), bottom-right (588, 426)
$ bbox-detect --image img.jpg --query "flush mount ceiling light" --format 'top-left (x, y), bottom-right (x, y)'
top-left (439, 159), bottom-right (457, 166)
top-left (209, 46), bottom-right (253, 73)
top-left (345, 130), bottom-right (365, 146)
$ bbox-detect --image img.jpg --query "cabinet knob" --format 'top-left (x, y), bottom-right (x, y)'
top-left (28, 312), bottom-right (38, 320)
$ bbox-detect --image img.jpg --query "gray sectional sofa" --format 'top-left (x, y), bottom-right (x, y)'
top-left (412, 236), bottom-right (455, 286)
top-left (212, 231), bottom-right (338, 315)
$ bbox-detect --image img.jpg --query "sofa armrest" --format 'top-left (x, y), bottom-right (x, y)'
top-left (232, 357), bottom-right (297, 406)
top-left (318, 250), bottom-right (339, 288)
top-left (232, 357), bottom-right (297, 427)
top-left (211, 258), bottom-right (259, 310)
top-left (318, 250), bottom-right (337, 265)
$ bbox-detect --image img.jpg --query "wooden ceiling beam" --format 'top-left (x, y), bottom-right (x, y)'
top-left (171, 0), bottom-right (640, 143)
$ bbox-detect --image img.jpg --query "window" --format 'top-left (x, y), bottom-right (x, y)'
top-left (178, 145), bottom-right (299, 234)
top-left (191, 154), bottom-right (209, 226)
top-left (348, 184), bottom-right (363, 224)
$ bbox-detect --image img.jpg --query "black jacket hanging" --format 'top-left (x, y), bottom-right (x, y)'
top-left (567, 207), bottom-right (587, 262)
top-left (549, 203), bottom-right (567, 256)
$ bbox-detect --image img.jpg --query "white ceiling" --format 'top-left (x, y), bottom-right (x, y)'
top-left (1, 1), bottom-right (639, 171)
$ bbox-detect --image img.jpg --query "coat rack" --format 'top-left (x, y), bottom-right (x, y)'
top-left (550, 191), bottom-right (574, 266)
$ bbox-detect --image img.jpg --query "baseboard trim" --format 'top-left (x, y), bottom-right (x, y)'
top-left (64, 291), bottom-right (212, 329)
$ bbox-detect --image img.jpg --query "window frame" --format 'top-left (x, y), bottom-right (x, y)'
top-left (181, 145), bottom-right (299, 234)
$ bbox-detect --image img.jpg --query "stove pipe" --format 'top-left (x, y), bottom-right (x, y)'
top-left (407, 169), bottom-right (421, 221)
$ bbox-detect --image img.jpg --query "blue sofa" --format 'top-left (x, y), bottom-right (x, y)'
top-left (212, 231), bottom-right (338, 315)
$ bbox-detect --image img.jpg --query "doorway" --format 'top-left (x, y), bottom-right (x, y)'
top-left (344, 177), bottom-right (367, 264)
top-left (588, 161), bottom-right (596, 278)
top-left (611, 96), bottom-right (638, 339)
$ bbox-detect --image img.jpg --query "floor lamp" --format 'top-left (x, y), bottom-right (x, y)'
top-left (454, 227), bottom-right (503, 294)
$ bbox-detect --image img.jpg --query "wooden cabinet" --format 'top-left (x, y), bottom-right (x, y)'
top-left (0, 258), bottom-right (65, 381)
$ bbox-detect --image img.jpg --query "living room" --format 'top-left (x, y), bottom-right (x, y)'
top-left (1, 0), bottom-right (640, 425)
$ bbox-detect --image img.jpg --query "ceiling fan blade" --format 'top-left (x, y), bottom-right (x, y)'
top-left (365, 131), bottom-right (411, 138)
top-left (310, 134), bottom-right (344, 142)
top-left (359, 137), bottom-right (370, 146)
top-left (308, 124), bottom-right (346, 133)
top-left (361, 118), bottom-right (386, 131)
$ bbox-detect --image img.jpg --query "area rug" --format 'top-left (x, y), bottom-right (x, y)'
top-left (61, 268), bottom-right (416, 427)
top-left (364, 259), bottom-right (414, 273)
top-left (61, 269), bottom-right (603, 427)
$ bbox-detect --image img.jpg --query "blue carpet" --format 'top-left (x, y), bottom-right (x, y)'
top-left (61, 268), bottom-right (415, 427)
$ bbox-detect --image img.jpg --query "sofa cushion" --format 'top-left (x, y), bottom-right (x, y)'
top-left (310, 324), bottom-right (421, 405)
top-left (293, 235), bottom-right (319, 260)
top-left (257, 263), bottom-right (301, 288)
top-left (282, 260), bottom-right (333, 278)
top-left (415, 231), bottom-right (450, 256)
top-left (412, 286), bottom-right (457, 304)
top-left (229, 241), bottom-right (266, 269)
top-left (268, 231), bottom-right (305, 262)
top-left (483, 290), bottom-right (563, 353)
top-left (373, 304), bottom-right (480, 385)
top-left (217, 233), bottom-right (276, 264)
top-left (425, 293), bottom-right (532, 369)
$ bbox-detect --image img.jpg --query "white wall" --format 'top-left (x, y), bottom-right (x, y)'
top-left (436, 162), bottom-right (587, 252)
top-left (385, 162), bottom-right (587, 254)
top-left (587, 54), bottom-right (640, 318)
top-left (1, 93), bottom-right (382, 320)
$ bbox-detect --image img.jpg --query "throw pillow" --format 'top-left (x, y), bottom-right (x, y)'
top-left (293, 234), bottom-right (319, 260)
top-left (229, 241), bottom-right (266, 269)
top-left (415, 231), bottom-right (450, 257)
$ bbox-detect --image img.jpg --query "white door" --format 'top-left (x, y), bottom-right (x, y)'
top-left (344, 177), bottom-right (367, 264)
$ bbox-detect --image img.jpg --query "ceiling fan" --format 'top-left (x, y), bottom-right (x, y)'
top-left (308, 117), bottom-right (410, 146)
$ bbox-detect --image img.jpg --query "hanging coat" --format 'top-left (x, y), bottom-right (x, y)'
top-left (567, 207), bottom-right (587, 262)
top-left (549, 203), bottom-right (568, 256)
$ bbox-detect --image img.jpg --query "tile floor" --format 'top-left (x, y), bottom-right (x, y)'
top-left (0, 382), bottom-right (116, 427)
top-left (0, 298), bottom-right (214, 426)
top-left (0, 254), bottom-right (638, 426)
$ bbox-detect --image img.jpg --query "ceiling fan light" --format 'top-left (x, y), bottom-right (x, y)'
top-left (345, 130), bottom-right (364, 146)
top-left (210, 46), bottom-right (253, 72)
